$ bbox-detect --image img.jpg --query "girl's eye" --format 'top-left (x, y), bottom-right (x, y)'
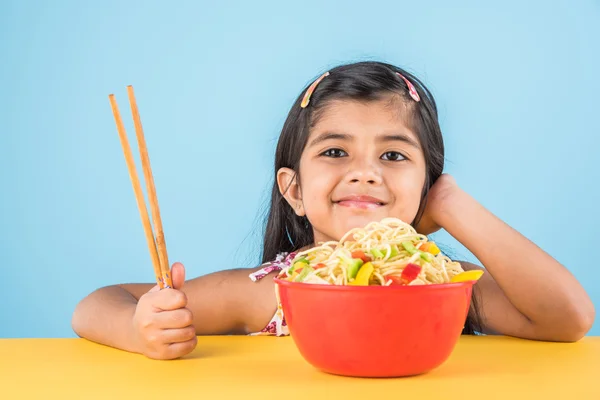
top-left (381, 151), bottom-right (406, 161)
top-left (322, 148), bottom-right (348, 158)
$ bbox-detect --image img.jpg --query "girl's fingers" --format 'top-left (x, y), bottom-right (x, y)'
top-left (154, 308), bottom-right (194, 329)
top-left (161, 325), bottom-right (197, 344)
top-left (171, 262), bottom-right (186, 290)
top-left (148, 284), bottom-right (160, 293)
top-left (147, 288), bottom-right (188, 311)
top-left (165, 337), bottom-right (198, 359)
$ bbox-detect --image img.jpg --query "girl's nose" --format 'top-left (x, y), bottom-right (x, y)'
top-left (346, 159), bottom-right (383, 185)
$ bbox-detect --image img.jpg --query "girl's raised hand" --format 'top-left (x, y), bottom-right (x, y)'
top-left (415, 174), bottom-right (461, 235)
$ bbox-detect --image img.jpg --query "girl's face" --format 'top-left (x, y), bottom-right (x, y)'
top-left (278, 98), bottom-right (427, 244)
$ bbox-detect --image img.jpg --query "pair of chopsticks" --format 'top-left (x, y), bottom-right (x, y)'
top-left (108, 86), bottom-right (172, 289)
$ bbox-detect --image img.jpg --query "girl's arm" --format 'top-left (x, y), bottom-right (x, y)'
top-left (422, 175), bottom-right (595, 341)
top-left (72, 263), bottom-right (278, 359)
top-left (116, 266), bottom-right (278, 334)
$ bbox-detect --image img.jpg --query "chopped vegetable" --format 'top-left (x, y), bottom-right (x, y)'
top-left (314, 263), bottom-right (326, 269)
top-left (346, 258), bottom-right (363, 280)
top-left (386, 263), bottom-right (422, 285)
top-left (401, 240), bottom-right (432, 261)
top-left (349, 262), bottom-right (374, 286)
top-left (288, 260), bottom-right (308, 275)
top-left (294, 265), bottom-right (314, 282)
top-left (450, 270), bottom-right (484, 283)
top-left (401, 241), bottom-right (418, 255)
top-left (370, 248), bottom-right (385, 259)
top-left (421, 242), bottom-right (441, 255)
top-left (401, 263), bottom-right (422, 283)
top-left (389, 245), bottom-right (399, 258)
top-left (351, 251), bottom-right (371, 263)
top-left (420, 252), bottom-right (433, 262)
top-left (386, 275), bottom-right (403, 285)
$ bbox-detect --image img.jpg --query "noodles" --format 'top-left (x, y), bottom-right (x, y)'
top-left (278, 218), bottom-right (481, 286)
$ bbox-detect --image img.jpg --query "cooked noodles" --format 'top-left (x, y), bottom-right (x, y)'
top-left (279, 218), bottom-right (482, 286)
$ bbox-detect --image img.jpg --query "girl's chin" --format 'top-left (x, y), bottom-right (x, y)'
top-left (340, 213), bottom-right (391, 228)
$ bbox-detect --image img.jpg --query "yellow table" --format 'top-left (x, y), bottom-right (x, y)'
top-left (1, 336), bottom-right (599, 399)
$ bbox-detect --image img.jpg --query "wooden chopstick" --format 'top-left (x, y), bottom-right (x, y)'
top-left (108, 90), bottom-right (172, 289)
top-left (126, 86), bottom-right (172, 288)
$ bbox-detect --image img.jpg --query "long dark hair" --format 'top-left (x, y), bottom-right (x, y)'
top-left (261, 61), bottom-right (482, 334)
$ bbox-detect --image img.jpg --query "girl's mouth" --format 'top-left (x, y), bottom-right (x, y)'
top-left (334, 195), bottom-right (386, 210)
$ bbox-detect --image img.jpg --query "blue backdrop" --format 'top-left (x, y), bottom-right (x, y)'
top-left (1, 0), bottom-right (598, 337)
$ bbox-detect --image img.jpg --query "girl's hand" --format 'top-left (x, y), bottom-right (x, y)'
top-left (415, 174), bottom-right (461, 235)
top-left (131, 263), bottom-right (198, 359)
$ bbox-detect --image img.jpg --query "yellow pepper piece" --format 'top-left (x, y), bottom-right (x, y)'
top-left (288, 270), bottom-right (300, 281)
top-left (349, 262), bottom-right (374, 286)
top-left (427, 242), bottom-right (440, 255)
top-left (451, 270), bottom-right (484, 283)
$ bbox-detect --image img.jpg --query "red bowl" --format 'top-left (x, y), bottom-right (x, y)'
top-left (275, 278), bottom-right (474, 377)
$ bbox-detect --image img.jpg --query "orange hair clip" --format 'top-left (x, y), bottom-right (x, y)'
top-left (300, 71), bottom-right (330, 108)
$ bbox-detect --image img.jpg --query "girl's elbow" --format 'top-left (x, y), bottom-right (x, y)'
top-left (71, 293), bottom-right (98, 338)
top-left (572, 305), bottom-right (596, 341)
top-left (554, 303), bottom-right (596, 342)
top-left (71, 301), bottom-right (87, 338)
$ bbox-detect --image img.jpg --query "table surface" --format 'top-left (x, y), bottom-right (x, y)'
top-left (1, 336), bottom-right (599, 399)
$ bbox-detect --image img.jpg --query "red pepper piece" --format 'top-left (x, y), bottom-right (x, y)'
top-left (351, 251), bottom-right (371, 264)
top-left (400, 263), bottom-right (422, 284)
top-left (387, 263), bottom-right (422, 285)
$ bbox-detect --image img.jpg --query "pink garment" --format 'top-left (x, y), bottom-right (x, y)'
top-left (248, 252), bottom-right (296, 336)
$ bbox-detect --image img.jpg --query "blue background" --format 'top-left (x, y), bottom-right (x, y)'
top-left (1, 0), bottom-right (598, 338)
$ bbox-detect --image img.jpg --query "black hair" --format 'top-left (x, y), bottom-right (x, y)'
top-left (261, 61), bottom-right (482, 335)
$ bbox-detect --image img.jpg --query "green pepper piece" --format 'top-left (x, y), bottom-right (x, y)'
top-left (294, 265), bottom-right (314, 282)
top-left (339, 253), bottom-right (364, 279)
top-left (402, 241), bottom-right (418, 255)
top-left (345, 258), bottom-right (363, 280)
top-left (389, 245), bottom-right (399, 258)
top-left (420, 251), bottom-right (433, 262)
top-left (370, 248), bottom-right (385, 259)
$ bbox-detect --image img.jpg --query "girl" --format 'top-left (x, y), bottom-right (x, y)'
top-left (72, 61), bottom-right (595, 360)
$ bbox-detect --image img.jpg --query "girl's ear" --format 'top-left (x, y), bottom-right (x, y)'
top-left (277, 167), bottom-right (305, 217)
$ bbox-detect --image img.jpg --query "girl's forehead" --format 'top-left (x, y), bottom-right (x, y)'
top-left (309, 98), bottom-right (417, 141)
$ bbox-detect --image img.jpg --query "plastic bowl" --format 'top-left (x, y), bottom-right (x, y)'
top-left (274, 278), bottom-right (474, 377)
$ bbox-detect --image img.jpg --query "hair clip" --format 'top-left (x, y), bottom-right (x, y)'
top-left (301, 71), bottom-right (330, 108)
top-left (396, 72), bottom-right (420, 102)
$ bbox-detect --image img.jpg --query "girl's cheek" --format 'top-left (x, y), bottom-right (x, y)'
top-left (391, 174), bottom-right (425, 207)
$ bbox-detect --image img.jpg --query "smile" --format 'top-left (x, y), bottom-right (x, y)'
top-left (334, 195), bottom-right (386, 210)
